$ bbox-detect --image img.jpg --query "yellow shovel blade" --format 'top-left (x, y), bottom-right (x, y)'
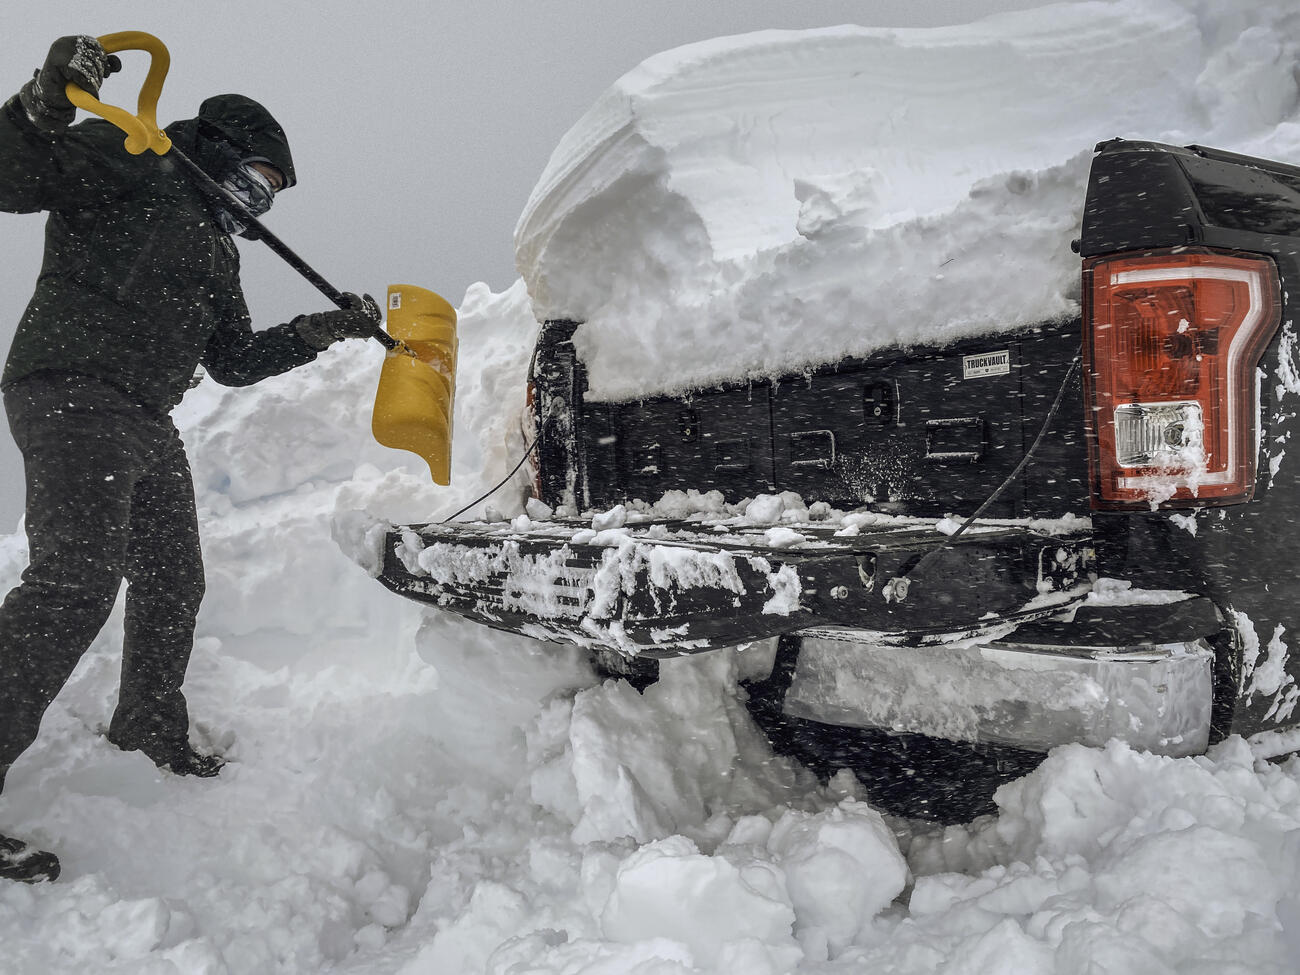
top-left (372, 285), bottom-right (457, 484)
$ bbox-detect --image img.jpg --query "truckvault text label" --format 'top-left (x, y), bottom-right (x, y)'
top-left (962, 349), bottom-right (1011, 379)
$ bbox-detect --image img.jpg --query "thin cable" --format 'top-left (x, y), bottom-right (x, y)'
top-left (439, 340), bottom-right (546, 524)
top-left (440, 438), bottom-right (538, 523)
top-left (903, 352), bottom-right (1082, 578)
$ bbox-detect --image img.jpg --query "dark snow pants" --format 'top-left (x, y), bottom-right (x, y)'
top-left (0, 371), bottom-right (205, 790)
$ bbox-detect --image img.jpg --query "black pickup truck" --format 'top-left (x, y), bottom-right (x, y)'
top-left (377, 139), bottom-right (1300, 817)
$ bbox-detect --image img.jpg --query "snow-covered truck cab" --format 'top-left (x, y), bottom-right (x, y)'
top-left (379, 139), bottom-right (1300, 817)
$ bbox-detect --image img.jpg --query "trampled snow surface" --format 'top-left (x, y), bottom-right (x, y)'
top-left (2, 1), bottom-right (1300, 972)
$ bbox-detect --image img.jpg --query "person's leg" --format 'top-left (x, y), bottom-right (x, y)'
top-left (106, 422), bottom-right (216, 774)
top-left (0, 373), bottom-right (152, 884)
top-left (0, 374), bottom-right (150, 791)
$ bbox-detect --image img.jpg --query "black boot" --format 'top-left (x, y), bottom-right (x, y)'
top-left (0, 833), bottom-right (59, 883)
top-left (106, 733), bottom-right (225, 778)
top-left (161, 746), bottom-right (225, 778)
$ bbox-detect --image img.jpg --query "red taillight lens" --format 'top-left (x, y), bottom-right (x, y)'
top-left (1083, 248), bottom-right (1281, 509)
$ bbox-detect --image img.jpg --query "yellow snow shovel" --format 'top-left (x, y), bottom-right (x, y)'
top-left (66, 31), bottom-right (459, 483)
top-left (373, 286), bottom-right (458, 484)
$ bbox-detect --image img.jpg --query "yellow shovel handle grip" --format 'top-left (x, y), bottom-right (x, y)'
top-left (64, 31), bottom-right (172, 155)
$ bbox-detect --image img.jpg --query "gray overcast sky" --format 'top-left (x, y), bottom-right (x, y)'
top-left (0, 0), bottom-right (1045, 529)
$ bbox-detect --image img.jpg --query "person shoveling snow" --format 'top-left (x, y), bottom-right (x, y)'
top-left (0, 34), bottom-right (382, 883)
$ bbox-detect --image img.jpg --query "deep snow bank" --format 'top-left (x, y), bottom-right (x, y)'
top-left (515, 0), bottom-right (1300, 401)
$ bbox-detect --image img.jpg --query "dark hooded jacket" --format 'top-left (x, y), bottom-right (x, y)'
top-left (0, 93), bottom-right (317, 412)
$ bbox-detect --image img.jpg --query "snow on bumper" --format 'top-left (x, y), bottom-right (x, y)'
top-left (376, 518), bottom-right (1094, 656)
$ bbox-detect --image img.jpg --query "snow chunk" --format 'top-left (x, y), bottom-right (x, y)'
top-left (743, 493), bottom-right (790, 525)
top-left (1084, 577), bottom-right (1193, 607)
top-left (600, 835), bottom-right (802, 970)
top-left (591, 503), bottom-right (629, 531)
top-left (766, 801), bottom-right (909, 955)
top-left (331, 509), bottom-right (391, 578)
top-left (528, 652), bottom-right (803, 846)
top-left (763, 526), bottom-right (807, 549)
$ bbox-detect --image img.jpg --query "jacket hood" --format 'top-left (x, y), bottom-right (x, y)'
top-left (167, 94), bottom-right (297, 188)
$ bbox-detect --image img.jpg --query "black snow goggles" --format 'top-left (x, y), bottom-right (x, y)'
top-left (215, 158), bottom-right (279, 236)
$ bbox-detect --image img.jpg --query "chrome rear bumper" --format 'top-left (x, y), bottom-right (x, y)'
top-left (782, 626), bottom-right (1213, 757)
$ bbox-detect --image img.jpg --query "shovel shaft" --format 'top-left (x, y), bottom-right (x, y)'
top-left (66, 34), bottom-right (404, 355)
top-left (167, 147), bottom-right (400, 351)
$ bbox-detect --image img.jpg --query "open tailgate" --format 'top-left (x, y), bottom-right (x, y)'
top-left (378, 517), bottom-right (1093, 656)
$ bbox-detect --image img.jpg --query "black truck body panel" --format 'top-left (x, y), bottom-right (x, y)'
top-left (1080, 141), bottom-right (1300, 258)
top-left (565, 327), bottom-right (1088, 518)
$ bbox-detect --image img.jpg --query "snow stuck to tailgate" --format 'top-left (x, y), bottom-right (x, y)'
top-left (376, 489), bottom-right (1091, 654)
top-left (516, 0), bottom-right (1300, 401)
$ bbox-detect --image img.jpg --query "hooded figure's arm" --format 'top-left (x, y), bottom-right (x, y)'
top-left (200, 287), bottom-right (322, 387)
top-left (0, 95), bottom-right (153, 213)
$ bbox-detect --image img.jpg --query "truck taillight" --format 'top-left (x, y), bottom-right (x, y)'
top-left (1082, 248), bottom-right (1281, 510)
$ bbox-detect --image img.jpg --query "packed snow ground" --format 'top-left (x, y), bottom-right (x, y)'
top-left (3, 0), bottom-right (1300, 972)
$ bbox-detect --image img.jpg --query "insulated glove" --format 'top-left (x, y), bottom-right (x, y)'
top-left (292, 293), bottom-right (381, 351)
top-left (18, 35), bottom-right (118, 132)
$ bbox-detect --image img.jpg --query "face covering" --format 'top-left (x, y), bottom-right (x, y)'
top-left (215, 158), bottom-right (277, 237)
